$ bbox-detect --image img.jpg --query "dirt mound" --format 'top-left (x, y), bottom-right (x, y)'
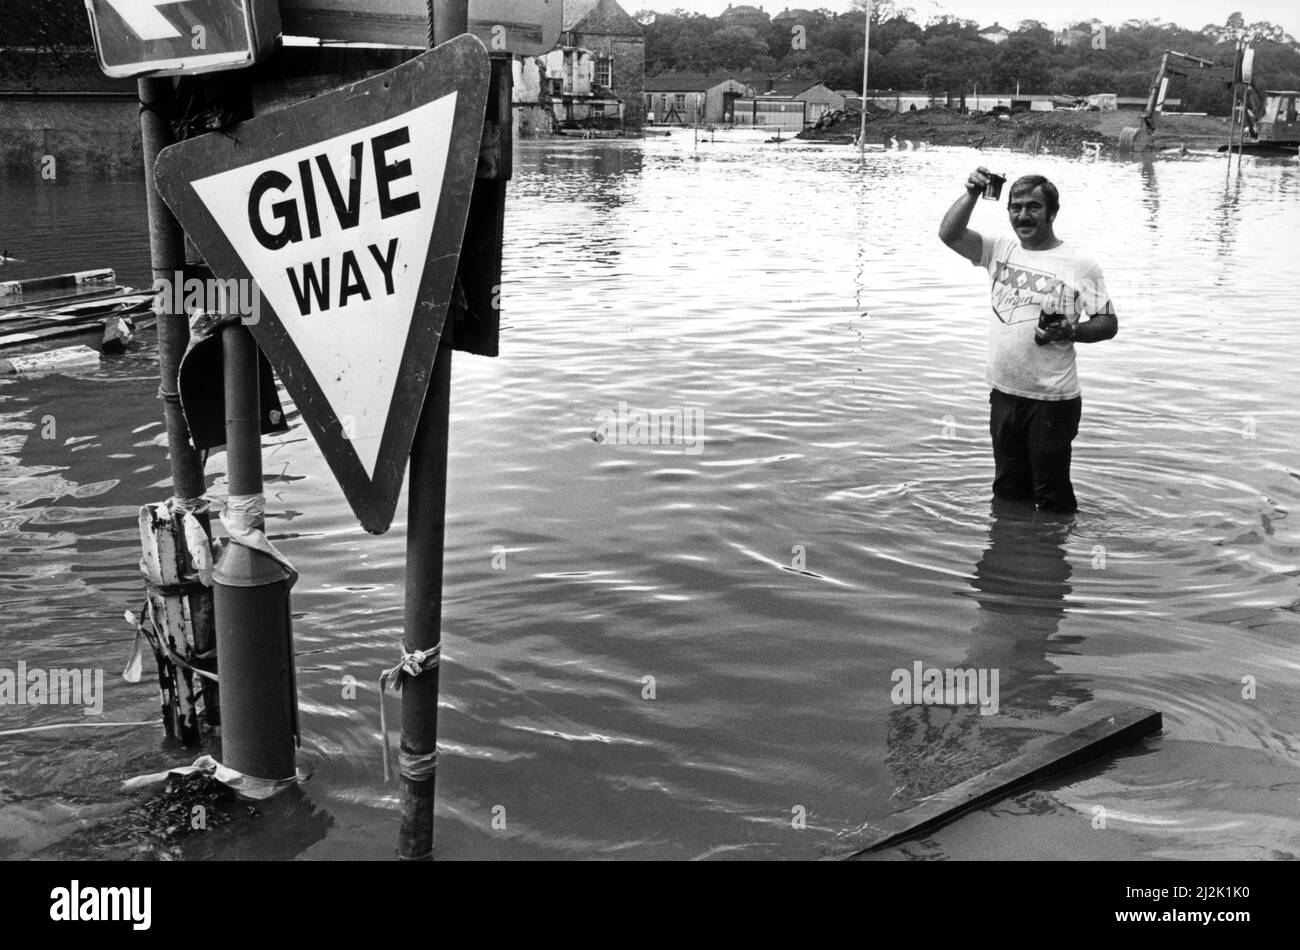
top-left (798, 107), bottom-right (1232, 155)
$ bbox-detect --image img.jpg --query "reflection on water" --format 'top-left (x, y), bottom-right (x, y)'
top-left (966, 499), bottom-right (1086, 709)
top-left (1, 135), bottom-right (1299, 861)
top-left (887, 498), bottom-right (1092, 804)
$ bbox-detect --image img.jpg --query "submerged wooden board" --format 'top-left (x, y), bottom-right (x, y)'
top-left (0, 287), bottom-right (135, 321)
top-left (0, 309), bottom-right (156, 353)
top-left (0, 268), bottom-right (115, 303)
top-left (0, 345), bottom-right (101, 375)
top-left (843, 704), bottom-right (1162, 859)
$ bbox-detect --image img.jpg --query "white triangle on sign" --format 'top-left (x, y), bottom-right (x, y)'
top-left (191, 93), bottom-right (458, 477)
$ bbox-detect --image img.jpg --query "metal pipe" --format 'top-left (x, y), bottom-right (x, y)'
top-left (222, 325), bottom-right (262, 500)
top-left (397, 0), bottom-right (468, 861)
top-left (212, 323), bottom-right (298, 782)
top-left (138, 78), bottom-right (206, 504)
top-left (431, 0), bottom-right (468, 44)
top-left (398, 341), bottom-right (452, 859)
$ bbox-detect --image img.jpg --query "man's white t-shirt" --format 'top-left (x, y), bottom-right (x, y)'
top-left (976, 233), bottom-right (1113, 401)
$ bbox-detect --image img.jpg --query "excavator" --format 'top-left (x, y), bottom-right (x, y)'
top-left (1119, 45), bottom-right (1299, 156)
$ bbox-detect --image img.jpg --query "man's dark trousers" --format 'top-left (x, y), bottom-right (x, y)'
top-left (989, 388), bottom-right (1082, 512)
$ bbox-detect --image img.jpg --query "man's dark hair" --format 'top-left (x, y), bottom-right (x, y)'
top-left (1008, 175), bottom-right (1060, 218)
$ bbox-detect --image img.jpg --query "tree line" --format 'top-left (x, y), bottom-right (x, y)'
top-left (4, 2), bottom-right (1298, 116)
top-left (637, 6), bottom-right (1300, 114)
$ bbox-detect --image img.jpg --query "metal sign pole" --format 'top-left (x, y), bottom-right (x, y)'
top-left (398, 339), bottom-right (452, 858)
top-left (397, 0), bottom-right (469, 862)
top-left (138, 78), bottom-right (205, 504)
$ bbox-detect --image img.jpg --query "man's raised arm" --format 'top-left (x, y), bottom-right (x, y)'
top-left (939, 167), bottom-right (993, 265)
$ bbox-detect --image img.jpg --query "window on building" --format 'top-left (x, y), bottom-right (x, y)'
top-left (550, 79), bottom-right (563, 98)
top-left (595, 57), bottom-right (612, 88)
top-left (675, 94), bottom-right (686, 111)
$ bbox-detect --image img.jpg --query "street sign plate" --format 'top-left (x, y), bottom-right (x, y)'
top-left (84, 0), bottom-right (281, 79)
top-left (154, 35), bottom-right (490, 534)
top-left (278, 0), bottom-right (562, 56)
top-left (468, 0), bottom-right (563, 55)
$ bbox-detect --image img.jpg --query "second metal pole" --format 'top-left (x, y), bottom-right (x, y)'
top-left (398, 341), bottom-right (452, 859)
top-left (395, 0), bottom-right (469, 863)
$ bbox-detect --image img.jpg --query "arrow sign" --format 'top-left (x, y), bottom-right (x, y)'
top-left (84, 0), bottom-right (280, 78)
top-left (105, 0), bottom-right (192, 41)
top-left (155, 35), bottom-right (490, 533)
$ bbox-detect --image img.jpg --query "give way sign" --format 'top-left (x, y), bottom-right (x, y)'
top-left (154, 35), bottom-right (490, 534)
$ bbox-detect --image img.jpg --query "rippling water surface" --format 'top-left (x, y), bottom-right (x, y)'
top-left (1, 134), bottom-right (1298, 860)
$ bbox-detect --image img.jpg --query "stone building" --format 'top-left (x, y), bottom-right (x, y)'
top-left (560, 0), bottom-right (646, 128)
top-left (719, 5), bottom-right (773, 30)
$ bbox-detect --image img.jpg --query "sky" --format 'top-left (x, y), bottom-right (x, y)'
top-left (631, 1), bottom-right (1299, 39)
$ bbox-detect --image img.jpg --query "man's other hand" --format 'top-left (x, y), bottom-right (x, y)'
top-left (1035, 318), bottom-right (1074, 344)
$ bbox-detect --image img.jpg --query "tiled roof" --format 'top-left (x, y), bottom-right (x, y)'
top-left (563, 0), bottom-right (642, 35)
top-left (563, 0), bottom-right (600, 32)
top-left (645, 72), bottom-right (741, 92)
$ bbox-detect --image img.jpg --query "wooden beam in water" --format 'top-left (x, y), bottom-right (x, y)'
top-left (843, 704), bottom-right (1162, 859)
top-left (0, 269), bottom-right (117, 306)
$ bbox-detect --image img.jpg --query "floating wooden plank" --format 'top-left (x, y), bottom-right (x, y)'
top-left (0, 321), bottom-right (111, 351)
top-left (1, 291), bottom-right (130, 323)
top-left (0, 268), bottom-right (115, 301)
top-left (0, 308), bottom-right (155, 352)
top-left (279, 0), bottom-right (562, 56)
top-left (843, 704), bottom-right (1162, 859)
top-left (0, 345), bottom-right (101, 375)
top-left (0, 296), bottom-right (150, 334)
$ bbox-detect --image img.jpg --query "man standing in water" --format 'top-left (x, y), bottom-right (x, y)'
top-left (939, 168), bottom-right (1118, 512)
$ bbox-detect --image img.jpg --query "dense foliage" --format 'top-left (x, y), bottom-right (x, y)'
top-left (4, 2), bottom-right (1298, 116)
top-left (638, 5), bottom-right (1300, 114)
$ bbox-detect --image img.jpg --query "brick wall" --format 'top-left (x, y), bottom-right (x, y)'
top-left (0, 97), bottom-right (142, 177)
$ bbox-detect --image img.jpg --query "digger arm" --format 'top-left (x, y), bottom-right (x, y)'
top-left (1121, 50), bottom-right (1232, 151)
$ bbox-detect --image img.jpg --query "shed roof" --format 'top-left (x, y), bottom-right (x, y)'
top-left (645, 72), bottom-right (743, 92)
top-left (763, 79), bottom-right (826, 98)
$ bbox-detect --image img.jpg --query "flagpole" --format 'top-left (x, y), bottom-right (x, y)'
top-left (859, 0), bottom-right (871, 161)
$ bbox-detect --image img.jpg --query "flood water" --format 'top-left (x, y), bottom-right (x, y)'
top-left (2, 133), bottom-right (1298, 860)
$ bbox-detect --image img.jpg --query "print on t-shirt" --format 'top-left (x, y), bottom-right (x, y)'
top-left (990, 259), bottom-right (1066, 325)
